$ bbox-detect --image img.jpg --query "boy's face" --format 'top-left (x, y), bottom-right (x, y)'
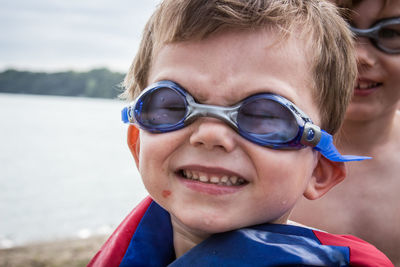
top-left (346, 0), bottom-right (400, 121)
top-left (136, 29), bottom-right (321, 234)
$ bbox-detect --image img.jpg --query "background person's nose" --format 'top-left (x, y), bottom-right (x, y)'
top-left (355, 38), bottom-right (377, 71)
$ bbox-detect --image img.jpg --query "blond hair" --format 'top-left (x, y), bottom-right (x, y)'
top-left (123, 0), bottom-right (356, 134)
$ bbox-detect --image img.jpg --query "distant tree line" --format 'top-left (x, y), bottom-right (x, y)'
top-left (0, 68), bottom-right (126, 99)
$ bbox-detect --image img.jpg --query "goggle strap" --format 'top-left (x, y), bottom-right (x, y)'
top-left (315, 130), bottom-right (372, 162)
top-left (122, 107), bottom-right (129, 123)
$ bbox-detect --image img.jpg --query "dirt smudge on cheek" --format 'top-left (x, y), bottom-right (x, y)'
top-left (162, 190), bottom-right (171, 198)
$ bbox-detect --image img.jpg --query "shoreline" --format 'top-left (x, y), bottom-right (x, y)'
top-left (0, 235), bottom-right (107, 267)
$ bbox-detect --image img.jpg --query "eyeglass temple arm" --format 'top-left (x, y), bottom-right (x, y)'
top-left (314, 130), bottom-right (371, 162)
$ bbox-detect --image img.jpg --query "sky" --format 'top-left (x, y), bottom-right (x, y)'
top-left (0, 0), bottom-right (160, 73)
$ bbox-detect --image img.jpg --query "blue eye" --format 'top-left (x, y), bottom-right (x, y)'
top-left (237, 98), bottom-right (298, 142)
top-left (136, 87), bottom-right (187, 127)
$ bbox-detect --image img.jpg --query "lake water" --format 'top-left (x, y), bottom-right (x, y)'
top-left (0, 93), bottom-right (148, 248)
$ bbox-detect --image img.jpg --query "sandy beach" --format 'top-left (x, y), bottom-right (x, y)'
top-left (0, 235), bottom-right (108, 267)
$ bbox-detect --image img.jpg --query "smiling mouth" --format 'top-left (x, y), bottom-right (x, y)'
top-left (355, 81), bottom-right (382, 90)
top-left (179, 169), bottom-right (248, 186)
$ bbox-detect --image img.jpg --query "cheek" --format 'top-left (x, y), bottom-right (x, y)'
top-left (137, 130), bottom-right (188, 202)
top-left (386, 60), bottom-right (400, 93)
top-left (138, 131), bottom-right (173, 168)
top-left (255, 150), bottom-right (315, 196)
top-left (137, 133), bottom-right (171, 195)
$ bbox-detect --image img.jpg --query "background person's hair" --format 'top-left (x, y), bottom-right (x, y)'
top-left (334, 0), bottom-right (391, 8)
top-left (122, 0), bottom-right (356, 134)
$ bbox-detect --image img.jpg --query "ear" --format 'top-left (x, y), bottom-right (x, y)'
top-left (127, 125), bottom-right (140, 167)
top-left (303, 153), bottom-right (346, 200)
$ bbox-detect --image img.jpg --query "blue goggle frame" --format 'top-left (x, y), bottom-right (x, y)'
top-left (122, 80), bottom-right (370, 162)
top-left (350, 17), bottom-right (400, 54)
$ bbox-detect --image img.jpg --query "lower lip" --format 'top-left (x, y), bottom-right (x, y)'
top-left (354, 86), bottom-right (380, 97)
top-left (179, 177), bottom-right (246, 195)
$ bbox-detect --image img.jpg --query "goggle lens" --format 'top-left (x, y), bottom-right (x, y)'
top-left (136, 87), bottom-right (187, 129)
top-left (351, 18), bottom-right (400, 54)
top-left (237, 98), bottom-right (298, 143)
top-left (377, 23), bottom-right (400, 52)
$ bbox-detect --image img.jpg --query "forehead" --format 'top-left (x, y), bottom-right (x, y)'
top-left (149, 28), bottom-right (315, 106)
top-left (148, 28), bottom-right (320, 124)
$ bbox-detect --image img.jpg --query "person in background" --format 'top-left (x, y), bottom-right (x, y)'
top-left (291, 0), bottom-right (400, 265)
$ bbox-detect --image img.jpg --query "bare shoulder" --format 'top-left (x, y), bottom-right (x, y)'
top-left (392, 110), bottom-right (400, 142)
top-left (377, 111), bottom-right (400, 166)
top-left (394, 110), bottom-right (400, 142)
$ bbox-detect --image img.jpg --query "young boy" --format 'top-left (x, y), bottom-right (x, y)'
top-left (291, 0), bottom-right (400, 265)
top-left (89, 0), bottom-right (393, 266)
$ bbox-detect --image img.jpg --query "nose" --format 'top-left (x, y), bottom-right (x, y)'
top-left (355, 37), bottom-right (377, 71)
top-left (189, 118), bottom-right (237, 152)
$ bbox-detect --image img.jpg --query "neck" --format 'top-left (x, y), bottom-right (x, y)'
top-left (171, 216), bottom-right (210, 258)
top-left (337, 109), bottom-right (399, 155)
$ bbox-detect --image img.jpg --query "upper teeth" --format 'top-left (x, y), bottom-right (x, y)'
top-left (357, 82), bottom-right (379, 90)
top-left (182, 170), bottom-right (245, 186)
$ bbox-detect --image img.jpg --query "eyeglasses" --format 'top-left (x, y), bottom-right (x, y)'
top-left (121, 80), bottom-right (370, 162)
top-left (350, 17), bottom-right (400, 54)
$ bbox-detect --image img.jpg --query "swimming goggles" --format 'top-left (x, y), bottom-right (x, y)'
top-left (121, 80), bottom-right (370, 162)
top-left (350, 17), bottom-right (400, 54)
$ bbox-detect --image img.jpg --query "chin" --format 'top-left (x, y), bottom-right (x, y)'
top-left (175, 210), bottom-right (243, 235)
